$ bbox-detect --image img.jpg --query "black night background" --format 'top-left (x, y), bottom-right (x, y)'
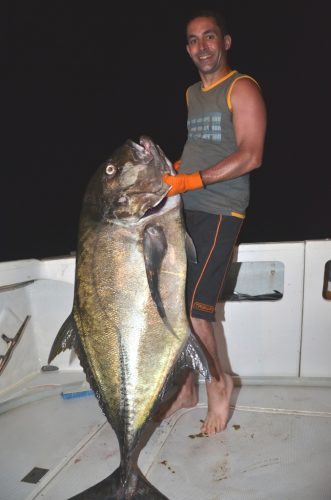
top-left (1, 1), bottom-right (330, 262)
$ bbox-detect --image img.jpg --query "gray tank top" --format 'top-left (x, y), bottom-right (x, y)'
top-left (180, 70), bottom-right (257, 216)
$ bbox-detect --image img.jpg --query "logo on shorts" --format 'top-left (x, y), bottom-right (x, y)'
top-left (193, 302), bottom-right (215, 314)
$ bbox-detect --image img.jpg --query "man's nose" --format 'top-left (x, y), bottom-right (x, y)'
top-left (198, 38), bottom-right (207, 50)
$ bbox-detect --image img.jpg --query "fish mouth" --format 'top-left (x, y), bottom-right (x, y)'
top-left (125, 138), bottom-right (153, 164)
top-left (112, 135), bottom-right (174, 223)
top-left (127, 136), bottom-right (173, 176)
top-left (138, 136), bottom-right (174, 217)
top-left (128, 136), bottom-right (174, 217)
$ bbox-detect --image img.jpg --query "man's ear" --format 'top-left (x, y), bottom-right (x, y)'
top-left (224, 34), bottom-right (232, 51)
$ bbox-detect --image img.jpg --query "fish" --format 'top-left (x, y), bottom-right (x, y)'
top-left (48, 135), bottom-right (209, 499)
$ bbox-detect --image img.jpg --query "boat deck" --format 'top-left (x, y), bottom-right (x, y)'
top-left (1, 371), bottom-right (331, 500)
top-left (1, 242), bottom-right (330, 499)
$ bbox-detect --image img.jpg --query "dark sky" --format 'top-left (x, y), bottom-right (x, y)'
top-left (2, 1), bottom-right (330, 262)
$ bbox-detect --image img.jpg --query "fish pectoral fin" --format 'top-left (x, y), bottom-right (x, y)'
top-left (48, 313), bottom-right (78, 364)
top-left (142, 223), bottom-right (179, 338)
top-left (143, 223), bottom-right (168, 320)
top-left (179, 331), bottom-right (211, 380)
top-left (185, 232), bottom-right (197, 263)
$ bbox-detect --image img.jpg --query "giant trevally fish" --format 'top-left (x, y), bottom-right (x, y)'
top-left (48, 135), bottom-right (209, 499)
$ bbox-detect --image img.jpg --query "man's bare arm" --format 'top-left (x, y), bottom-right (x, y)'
top-left (201, 78), bottom-right (267, 185)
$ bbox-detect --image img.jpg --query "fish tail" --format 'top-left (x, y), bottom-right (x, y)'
top-left (68, 465), bottom-right (169, 499)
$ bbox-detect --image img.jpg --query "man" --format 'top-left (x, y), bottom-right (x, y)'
top-left (162, 9), bottom-right (267, 435)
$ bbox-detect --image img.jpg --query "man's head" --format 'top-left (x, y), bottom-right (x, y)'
top-left (186, 9), bottom-right (229, 37)
top-left (185, 9), bottom-right (231, 78)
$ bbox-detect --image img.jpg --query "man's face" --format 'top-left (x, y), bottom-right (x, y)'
top-left (186, 16), bottom-right (231, 76)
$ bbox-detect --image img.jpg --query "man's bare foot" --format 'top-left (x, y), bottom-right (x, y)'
top-left (154, 371), bottom-right (198, 422)
top-left (201, 372), bottom-right (234, 435)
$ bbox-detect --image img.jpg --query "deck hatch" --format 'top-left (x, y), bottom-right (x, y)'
top-left (21, 467), bottom-right (49, 484)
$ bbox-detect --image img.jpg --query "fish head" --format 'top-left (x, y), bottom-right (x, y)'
top-left (86, 136), bottom-right (174, 223)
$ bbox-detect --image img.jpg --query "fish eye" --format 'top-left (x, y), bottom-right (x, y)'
top-left (105, 164), bottom-right (116, 177)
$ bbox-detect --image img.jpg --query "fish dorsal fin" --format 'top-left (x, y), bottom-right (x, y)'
top-left (143, 223), bottom-right (178, 338)
top-left (48, 313), bottom-right (78, 364)
top-left (185, 232), bottom-right (197, 264)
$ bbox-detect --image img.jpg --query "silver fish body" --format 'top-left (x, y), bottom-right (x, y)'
top-left (49, 136), bottom-right (208, 499)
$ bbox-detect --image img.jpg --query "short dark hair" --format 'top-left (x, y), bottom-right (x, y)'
top-left (185, 9), bottom-right (229, 37)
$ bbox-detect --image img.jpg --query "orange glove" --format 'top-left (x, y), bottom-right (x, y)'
top-left (173, 160), bottom-right (182, 172)
top-left (163, 172), bottom-right (204, 197)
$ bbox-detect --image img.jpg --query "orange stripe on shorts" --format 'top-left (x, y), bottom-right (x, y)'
top-left (190, 214), bottom-right (222, 317)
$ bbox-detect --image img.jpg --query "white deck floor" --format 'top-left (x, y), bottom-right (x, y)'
top-left (1, 372), bottom-right (331, 500)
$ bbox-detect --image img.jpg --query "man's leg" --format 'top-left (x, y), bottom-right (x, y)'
top-left (185, 211), bottom-right (242, 434)
top-left (154, 369), bottom-right (198, 421)
top-left (154, 317), bottom-right (233, 434)
top-left (156, 212), bottom-right (241, 429)
top-left (190, 316), bottom-right (233, 435)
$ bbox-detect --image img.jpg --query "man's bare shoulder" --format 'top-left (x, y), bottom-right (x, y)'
top-left (230, 76), bottom-right (265, 111)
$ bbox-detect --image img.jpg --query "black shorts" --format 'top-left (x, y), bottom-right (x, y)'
top-left (184, 210), bottom-right (244, 322)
